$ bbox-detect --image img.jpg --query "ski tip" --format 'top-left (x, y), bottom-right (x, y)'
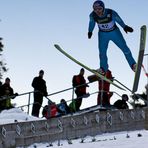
top-left (54, 44), bottom-right (59, 48)
top-left (141, 25), bottom-right (147, 30)
top-left (54, 44), bottom-right (61, 49)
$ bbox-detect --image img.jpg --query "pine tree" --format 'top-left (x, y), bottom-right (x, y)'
top-left (0, 37), bottom-right (8, 82)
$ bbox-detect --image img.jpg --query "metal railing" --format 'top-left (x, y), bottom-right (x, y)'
top-left (1, 79), bottom-right (146, 116)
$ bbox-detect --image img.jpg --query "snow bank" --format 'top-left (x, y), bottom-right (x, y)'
top-left (0, 108), bottom-right (40, 125)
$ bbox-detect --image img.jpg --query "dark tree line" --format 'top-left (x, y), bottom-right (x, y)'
top-left (0, 37), bottom-right (8, 82)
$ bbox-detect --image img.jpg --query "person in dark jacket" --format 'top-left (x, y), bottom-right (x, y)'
top-left (31, 70), bottom-right (48, 117)
top-left (114, 94), bottom-right (129, 109)
top-left (72, 68), bottom-right (89, 111)
top-left (0, 77), bottom-right (17, 111)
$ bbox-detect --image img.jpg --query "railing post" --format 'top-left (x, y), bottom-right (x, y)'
top-left (72, 87), bottom-right (75, 112)
top-left (27, 93), bottom-right (31, 115)
top-left (144, 108), bottom-right (148, 130)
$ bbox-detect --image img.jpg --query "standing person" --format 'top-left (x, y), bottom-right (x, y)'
top-left (0, 77), bottom-right (17, 111)
top-left (32, 70), bottom-right (48, 117)
top-left (97, 69), bottom-right (113, 106)
top-left (88, 0), bottom-right (136, 74)
top-left (113, 94), bottom-right (129, 109)
top-left (72, 68), bottom-right (89, 111)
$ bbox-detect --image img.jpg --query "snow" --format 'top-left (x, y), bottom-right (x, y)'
top-left (0, 108), bottom-right (41, 125)
top-left (26, 130), bottom-right (148, 148)
top-left (0, 108), bottom-right (148, 148)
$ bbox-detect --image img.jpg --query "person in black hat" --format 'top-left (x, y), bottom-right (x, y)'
top-left (113, 94), bottom-right (129, 109)
top-left (31, 70), bottom-right (48, 117)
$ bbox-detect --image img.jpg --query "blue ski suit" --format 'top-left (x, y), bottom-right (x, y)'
top-left (88, 9), bottom-right (136, 72)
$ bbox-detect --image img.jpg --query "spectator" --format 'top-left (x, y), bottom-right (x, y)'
top-left (31, 70), bottom-right (48, 117)
top-left (72, 68), bottom-right (89, 111)
top-left (0, 77), bottom-right (18, 111)
top-left (58, 99), bottom-right (70, 115)
top-left (42, 100), bottom-right (59, 119)
top-left (97, 70), bottom-right (113, 106)
top-left (114, 94), bottom-right (129, 109)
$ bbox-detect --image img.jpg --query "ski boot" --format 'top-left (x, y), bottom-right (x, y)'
top-left (96, 67), bottom-right (105, 75)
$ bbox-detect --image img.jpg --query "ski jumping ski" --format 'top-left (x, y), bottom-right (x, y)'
top-left (132, 25), bottom-right (147, 93)
top-left (54, 44), bottom-right (125, 90)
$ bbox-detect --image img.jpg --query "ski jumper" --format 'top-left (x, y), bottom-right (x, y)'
top-left (88, 9), bottom-right (136, 72)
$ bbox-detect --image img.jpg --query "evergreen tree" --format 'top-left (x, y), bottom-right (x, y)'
top-left (0, 37), bottom-right (8, 82)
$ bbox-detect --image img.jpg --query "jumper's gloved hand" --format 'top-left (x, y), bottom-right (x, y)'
top-left (124, 25), bottom-right (133, 33)
top-left (88, 32), bottom-right (92, 39)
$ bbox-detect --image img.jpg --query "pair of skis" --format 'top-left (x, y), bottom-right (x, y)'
top-left (54, 25), bottom-right (147, 94)
top-left (54, 44), bottom-right (125, 90)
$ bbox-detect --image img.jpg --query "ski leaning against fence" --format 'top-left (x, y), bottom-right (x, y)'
top-left (132, 25), bottom-right (147, 93)
top-left (54, 44), bottom-right (125, 90)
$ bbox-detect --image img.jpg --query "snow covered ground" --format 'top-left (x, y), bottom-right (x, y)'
top-left (0, 108), bottom-right (41, 125)
top-left (25, 130), bottom-right (148, 148)
top-left (0, 108), bottom-right (148, 148)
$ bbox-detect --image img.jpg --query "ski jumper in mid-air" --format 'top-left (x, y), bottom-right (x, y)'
top-left (88, 0), bottom-right (136, 74)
